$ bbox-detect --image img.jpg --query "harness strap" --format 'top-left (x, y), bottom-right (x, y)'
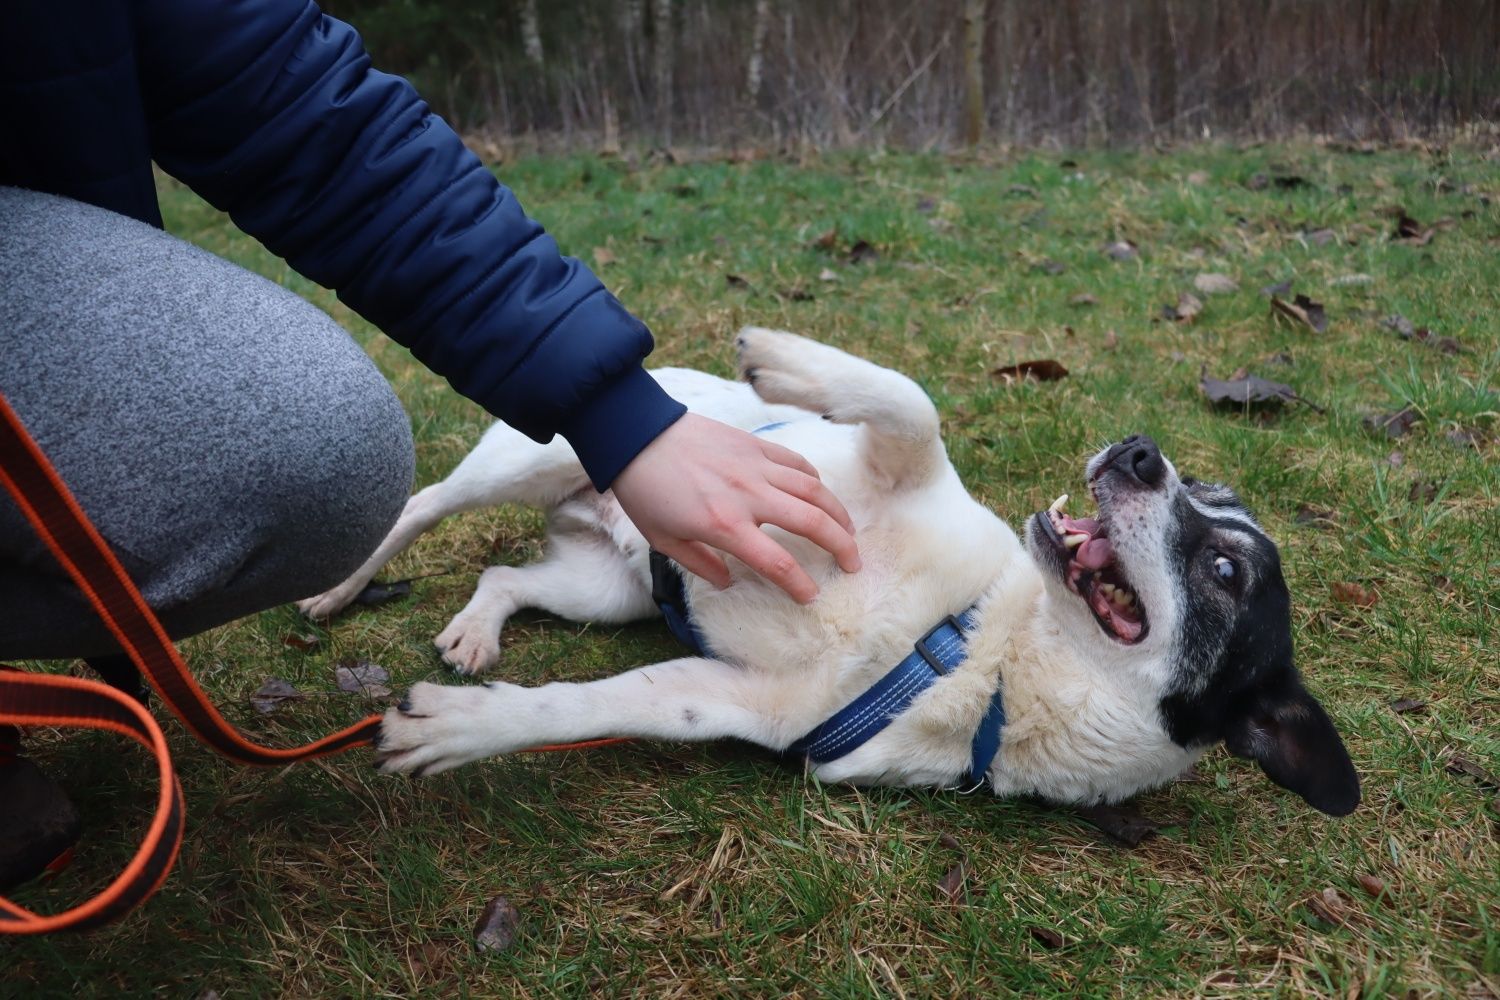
top-left (789, 607), bottom-right (1004, 787)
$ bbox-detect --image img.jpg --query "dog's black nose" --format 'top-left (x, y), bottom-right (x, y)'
top-left (1107, 435), bottom-right (1166, 488)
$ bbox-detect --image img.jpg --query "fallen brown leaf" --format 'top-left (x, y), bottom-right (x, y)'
top-left (1362, 407), bottom-right (1419, 439)
top-left (1102, 239), bottom-right (1139, 262)
top-left (1169, 292), bottom-right (1203, 324)
top-left (282, 633), bottom-right (322, 652)
top-left (1069, 293), bottom-right (1098, 307)
top-left (1357, 874), bottom-right (1392, 905)
top-left (591, 246), bottom-right (617, 267)
top-left (1270, 294), bottom-right (1328, 333)
top-left (846, 240), bottom-right (879, 265)
top-left (1030, 926), bottom-right (1066, 949)
top-left (1446, 755), bottom-right (1500, 792)
top-left (1331, 581), bottom-right (1379, 608)
top-left (1294, 505), bottom-right (1338, 527)
top-left (1389, 698), bottom-right (1427, 714)
top-left (1199, 371), bottom-right (1317, 410)
top-left (1304, 887), bottom-right (1351, 926)
top-left (334, 661), bottom-right (392, 699)
top-left (250, 678), bottom-right (304, 716)
top-left (1074, 803), bottom-right (1167, 847)
top-left (992, 359), bottom-right (1069, 383)
top-left (935, 863), bottom-right (968, 903)
top-left (474, 896), bottom-right (521, 953)
top-left (724, 273), bottom-right (752, 290)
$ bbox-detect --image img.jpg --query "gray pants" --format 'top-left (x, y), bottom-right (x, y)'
top-left (0, 188), bottom-right (415, 660)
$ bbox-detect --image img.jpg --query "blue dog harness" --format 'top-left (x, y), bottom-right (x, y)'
top-left (787, 608), bottom-right (1005, 790)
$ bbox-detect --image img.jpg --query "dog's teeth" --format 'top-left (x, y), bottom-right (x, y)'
top-left (1064, 532), bottom-right (1087, 550)
top-left (1049, 494), bottom-right (1070, 513)
top-left (1099, 582), bottom-right (1116, 596)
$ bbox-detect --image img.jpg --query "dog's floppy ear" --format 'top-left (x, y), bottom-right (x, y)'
top-left (1224, 678), bottom-right (1360, 816)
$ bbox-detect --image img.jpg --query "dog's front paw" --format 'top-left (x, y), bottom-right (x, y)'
top-left (373, 681), bottom-right (509, 775)
top-left (296, 583), bottom-right (360, 621)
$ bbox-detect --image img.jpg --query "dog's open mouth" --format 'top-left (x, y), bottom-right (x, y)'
top-left (1039, 494), bottom-right (1149, 644)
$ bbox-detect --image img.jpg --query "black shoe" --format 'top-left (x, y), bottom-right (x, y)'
top-left (0, 732), bottom-right (82, 891)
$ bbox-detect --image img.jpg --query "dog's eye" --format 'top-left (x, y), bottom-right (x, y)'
top-left (1213, 555), bottom-right (1237, 583)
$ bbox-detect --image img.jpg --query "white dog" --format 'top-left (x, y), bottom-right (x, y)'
top-left (303, 329), bottom-right (1359, 815)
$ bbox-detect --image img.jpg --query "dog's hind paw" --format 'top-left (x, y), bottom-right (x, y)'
top-left (435, 615), bottom-right (503, 676)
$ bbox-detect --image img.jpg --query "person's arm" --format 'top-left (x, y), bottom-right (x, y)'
top-left (134, 0), bottom-right (857, 599)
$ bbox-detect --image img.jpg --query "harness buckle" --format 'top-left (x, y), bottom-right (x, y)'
top-left (914, 614), bottom-right (967, 676)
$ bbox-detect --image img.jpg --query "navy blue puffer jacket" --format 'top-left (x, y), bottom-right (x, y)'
top-left (0, 0), bottom-right (685, 489)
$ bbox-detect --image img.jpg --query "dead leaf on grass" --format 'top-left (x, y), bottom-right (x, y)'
top-left (776, 285), bottom-right (814, 302)
top-left (1102, 329), bottom-right (1119, 350)
top-left (846, 240), bottom-right (879, 265)
top-left (1331, 581), bottom-right (1379, 608)
top-left (1409, 479), bottom-right (1440, 504)
top-left (591, 246), bottom-right (617, 267)
top-left (1193, 273), bottom-right (1239, 295)
top-left (1393, 211), bottom-right (1436, 245)
top-left (1302, 227), bottom-right (1337, 246)
top-left (250, 677), bottom-right (304, 715)
top-left (1294, 505), bottom-right (1338, 527)
top-left (1260, 279), bottom-right (1294, 298)
top-left (1361, 407), bottom-right (1419, 439)
top-left (1069, 293), bottom-right (1098, 307)
top-left (334, 661), bottom-right (392, 699)
top-left (474, 896), bottom-right (521, 953)
top-left (1304, 887), bottom-right (1353, 926)
top-left (352, 578), bottom-right (415, 607)
top-left (817, 267), bottom-right (839, 282)
top-left (992, 359), bottom-right (1069, 383)
top-left (724, 273), bottom-right (752, 290)
top-left (1199, 371), bottom-right (1318, 411)
top-left (1030, 926), bottom-right (1066, 949)
top-left (1270, 294), bottom-right (1328, 333)
top-left (1389, 698), bottom-right (1427, 714)
top-left (1447, 755), bottom-right (1500, 792)
top-left (282, 633), bottom-right (322, 652)
top-left (935, 863), bottom-right (968, 903)
top-left (1033, 258), bottom-right (1067, 275)
top-left (812, 228), bottom-right (838, 251)
top-left (1357, 874), bottom-right (1393, 905)
top-left (1074, 803), bottom-right (1166, 847)
top-left (1102, 239), bottom-right (1139, 262)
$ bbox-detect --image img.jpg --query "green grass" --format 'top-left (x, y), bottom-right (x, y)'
top-left (7, 143), bottom-right (1498, 998)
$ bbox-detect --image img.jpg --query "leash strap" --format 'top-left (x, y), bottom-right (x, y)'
top-left (0, 671), bottom-right (182, 934)
top-left (788, 607), bottom-right (1004, 786)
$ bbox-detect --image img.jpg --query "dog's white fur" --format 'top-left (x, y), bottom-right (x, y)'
top-left (305, 329), bottom-right (1202, 805)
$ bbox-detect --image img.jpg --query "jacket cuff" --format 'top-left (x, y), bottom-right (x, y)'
top-left (558, 366), bottom-right (688, 491)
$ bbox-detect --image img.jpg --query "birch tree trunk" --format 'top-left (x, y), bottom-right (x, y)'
top-left (652, 0), bottom-right (674, 141)
top-left (521, 0), bottom-right (544, 68)
top-left (747, 0), bottom-right (771, 101)
top-left (962, 0), bottom-right (985, 146)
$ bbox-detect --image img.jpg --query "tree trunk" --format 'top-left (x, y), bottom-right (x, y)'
top-left (747, 0), bottom-right (772, 101)
top-left (521, 0), bottom-right (544, 67)
top-left (962, 0), bottom-right (986, 146)
top-left (652, 0), bottom-right (674, 141)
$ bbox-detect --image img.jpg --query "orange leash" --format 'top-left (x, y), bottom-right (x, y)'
top-left (0, 391), bottom-right (623, 933)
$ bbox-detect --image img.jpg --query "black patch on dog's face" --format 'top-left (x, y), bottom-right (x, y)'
top-left (1157, 480), bottom-right (1360, 816)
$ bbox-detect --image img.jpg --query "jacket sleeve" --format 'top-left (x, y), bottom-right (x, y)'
top-left (133, 0), bottom-right (684, 489)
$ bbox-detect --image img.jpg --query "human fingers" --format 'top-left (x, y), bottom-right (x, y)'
top-left (762, 471), bottom-right (861, 573)
top-left (765, 464), bottom-right (857, 538)
top-left (758, 438), bottom-right (822, 480)
top-left (656, 538), bottom-right (732, 590)
top-left (723, 527), bottom-right (820, 604)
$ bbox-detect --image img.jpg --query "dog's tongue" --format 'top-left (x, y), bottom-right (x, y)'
top-left (1075, 536), bottom-right (1114, 570)
top-left (1061, 516), bottom-right (1099, 535)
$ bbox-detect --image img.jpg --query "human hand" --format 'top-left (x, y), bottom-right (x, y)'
top-left (610, 413), bottom-right (861, 603)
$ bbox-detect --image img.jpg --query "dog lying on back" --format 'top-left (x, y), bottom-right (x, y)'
top-left (302, 328), bottom-right (1359, 815)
